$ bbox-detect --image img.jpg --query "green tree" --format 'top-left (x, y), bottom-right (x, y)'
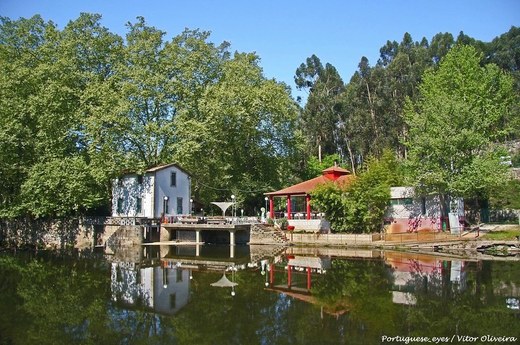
top-left (0, 14), bottom-right (123, 217)
top-left (405, 45), bottom-right (516, 216)
top-left (173, 52), bottom-right (300, 210)
top-left (301, 153), bottom-right (343, 180)
top-left (311, 151), bottom-right (399, 233)
top-left (295, 55), bottom-right (345, 157)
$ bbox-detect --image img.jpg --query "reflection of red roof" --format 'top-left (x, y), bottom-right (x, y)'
top-left (265, 166), bottom-right (354, 196)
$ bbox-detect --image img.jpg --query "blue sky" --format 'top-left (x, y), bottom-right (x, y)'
top-left (2, 0), bottom-right (519, 99)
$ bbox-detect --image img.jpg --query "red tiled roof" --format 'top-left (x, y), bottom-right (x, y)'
top-left (322, 166), bottom-right (350, 174)
top-left (265, 167), bottom-right (354, 196)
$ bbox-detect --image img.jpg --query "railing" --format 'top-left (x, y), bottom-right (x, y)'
top-left (271, 212), bottom-right (325, 220)
top-left (82, 217), bottom-right (161, 226)
top-left (161, 215), bottom-right (261, 225)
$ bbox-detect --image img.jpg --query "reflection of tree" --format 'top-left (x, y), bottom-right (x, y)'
top-left (1, 253), bottom-right (519, 344)
top-left (0, 252), bottom-right (168, 345)
top-left (402, 261), bottom-right (520, 338)
top-left (312, 259), bottom-right (397, 337)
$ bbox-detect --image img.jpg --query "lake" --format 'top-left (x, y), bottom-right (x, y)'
top-left (0, 245), bottom-right (519, 345)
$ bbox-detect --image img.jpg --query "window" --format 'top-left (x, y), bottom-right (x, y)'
top-left (421, 197), bottom-right (426, 215)
top-left (170, 171), bottom-right (177, 187)
top-left (177, 197), bottom-right (183, 215)
top-left (117, 198), bottom-right (124, 214)
top-left (176, 268), bottom-right (183, 282)
top-left (390, 198), bottom-right (413, 206)
top-left (137, 175), bottom-right (143, 184)
top-left (170, 293), bottom-right (176, 309)
top-left (164, 198), bottom-right (169, 214)
top-left (136, 198), bottom-right (142, 214)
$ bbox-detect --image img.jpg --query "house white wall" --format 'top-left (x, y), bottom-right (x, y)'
top-left (385, 187), bottom-right (464, 233)
top-left (111, 164), bottom-right (191, 218)
top-left (111, 174), bottom-right (154, 218)
top-left (154, 166), bottom-right (191, 218)
top-left (386, 187), bottom-right (441, 220)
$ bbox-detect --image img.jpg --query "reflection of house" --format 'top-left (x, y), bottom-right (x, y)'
top-left (385, 252), bottom-right (467, 305)
top-left (386, 187), bottom-right (464, 233)
top-left (267, 255), bottom-right (331, 291)
top-left (112, 163), bottom-right (191, 219)
top-left (111, 261), bottom-right (191, 315)
top-left (265, 255), bottom-right (346, 316)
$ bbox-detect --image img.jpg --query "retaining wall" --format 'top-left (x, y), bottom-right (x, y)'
top-left (288, 232), bottom-right (381, 245)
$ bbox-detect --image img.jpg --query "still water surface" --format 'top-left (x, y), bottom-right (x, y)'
top-left (0, 245), bottom-right (519, 345)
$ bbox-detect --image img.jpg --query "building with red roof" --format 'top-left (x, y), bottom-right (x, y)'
top-left (265, 165), bottom-right (354, 220)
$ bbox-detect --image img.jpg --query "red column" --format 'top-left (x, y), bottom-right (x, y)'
top-left (270, 264), bottom-right (274, 285)
top-left (306, 194), bottom-right (311, 220)
top-left (307, 267), bottom-right (312, 290)
top-left (269, 196), bottom-right (274, 219)
top-left (287, 265), bottom-right (292, 288)
top-left (287, 195), bottom-right (292, 219)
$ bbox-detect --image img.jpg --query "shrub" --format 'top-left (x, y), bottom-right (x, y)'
top-left (311, 152), bottom-right (397, 233)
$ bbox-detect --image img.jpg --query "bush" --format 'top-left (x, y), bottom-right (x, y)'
top-left (276, 217), bottom-right (288, 230)
top-left (311, 152), bottom-right (397, 233)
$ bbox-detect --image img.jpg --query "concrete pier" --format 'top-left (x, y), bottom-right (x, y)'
top-left (161, 223), bottom-right (250, 246)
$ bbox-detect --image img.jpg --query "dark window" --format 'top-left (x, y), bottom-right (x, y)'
top-left (176, 268), bottom-right (183, 282)
top-left (137, 175), bottom-right (143, 184)
top-left (421, 197), bottom-right (427, 215)
top-left (170, 293), bottom-right (176, 309)
top-left (164, 198), bottom-right (169, 214)
top-left (177, 197), bottom-right (183, 215)
top-left (136, 198), bottom-right (142, 214)
top-left (117, 198), bottom-right (124, 214)
top-left (170, 171), bottom-right (177, 187)
top-left (390, 198), bottom-right (414, 206)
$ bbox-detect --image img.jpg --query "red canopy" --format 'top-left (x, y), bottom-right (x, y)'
top-left (265, 166), bottom-right (354, 219)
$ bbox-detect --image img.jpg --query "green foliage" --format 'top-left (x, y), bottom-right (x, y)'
top-left (295, 55), bottom-right (345, 156)
top-left (0, 14), bottom-right (300, 218)
top-left (302, 153), bottom-right (343, 180)
top-left (172, 51), bottom-right (300, 209)
top-left (489, 179), bottom-right (520, 209)
top-left (512, 151), bottom-right (520, 168)
top-left (405, 45), bottom-right (516, 200)
top-left (297, 28), bottom-right (520, 177)
top-left (311, 151), bottom-right (398, 233)
top-left (312, 260), bottom-right (396, 333)
top-left (276, 217), bottom-right (288, 230)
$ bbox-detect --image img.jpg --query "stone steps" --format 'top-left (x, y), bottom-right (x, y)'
top-left (250, 224), bottom-right (289, 244)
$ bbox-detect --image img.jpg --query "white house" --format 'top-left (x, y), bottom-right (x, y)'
top-left (385, 187), bottom-right (464, 233)
top-left (112, 163), bottom-right (191, 219)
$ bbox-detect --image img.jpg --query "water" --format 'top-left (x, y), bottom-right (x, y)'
top-left (0, 245), bottom-right (519, 345)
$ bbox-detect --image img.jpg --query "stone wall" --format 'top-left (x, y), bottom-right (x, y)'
top-left (287, 219), bottom-right (331, 233)
top-left (287, 232), bottom-right (381, 246)
top-left (0, 217), bottom-right (94, 250)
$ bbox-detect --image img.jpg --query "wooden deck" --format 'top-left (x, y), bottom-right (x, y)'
top-left (162, 223), bottom-right (250, 231)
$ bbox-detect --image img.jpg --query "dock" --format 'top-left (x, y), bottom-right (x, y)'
top-left (161, 223), bottom-right (251, 247)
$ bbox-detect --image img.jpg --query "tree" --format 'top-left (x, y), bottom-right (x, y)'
top-left (0, 14), bottom-right (125, 218)
top-left (0, 14), bottom-right (301, 218)
top-left (311, 151), bottom-right (400, 233)
top-left (295, 55), bottom-right (345, 158)
top-left (405, 45), bottom-right (516, 216)
top-left (173, 52), bottom-right (300, 210)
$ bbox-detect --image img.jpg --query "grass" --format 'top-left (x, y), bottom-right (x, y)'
top-left (482, 227), bottom-right (520, 241)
